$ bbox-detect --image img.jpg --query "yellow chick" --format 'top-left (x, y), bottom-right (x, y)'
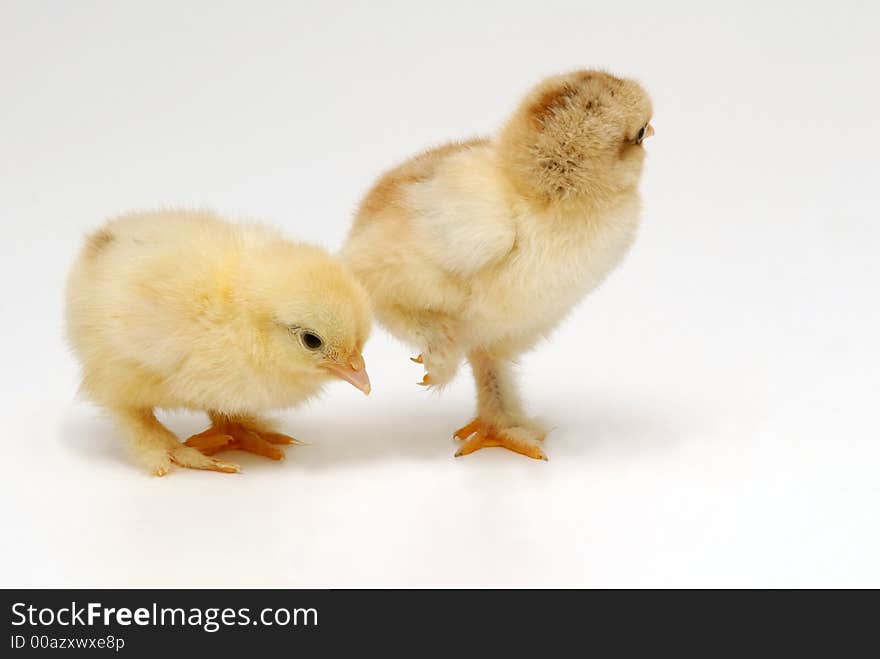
top-left (66, 210), bottom-right (372, 475)
top-left (343, 70), bottom-right (653, 460)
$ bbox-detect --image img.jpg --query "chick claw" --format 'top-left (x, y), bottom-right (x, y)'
top-left (412, 355), bottom-right (433, 386)
top-left (185, 422), bottom-right (298, 461)
top-left (453, 419), bottom-right (548, 461)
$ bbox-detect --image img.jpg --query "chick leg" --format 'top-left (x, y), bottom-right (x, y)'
top-left (184, 412), bottom-right (299, 461)
top-left (114, 408), bottom-right (240, 476)
top-left (452, 352), bottom-right (547, 460)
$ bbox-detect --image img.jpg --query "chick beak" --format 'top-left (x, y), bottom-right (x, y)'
top-left (644, 123), bottom-right (655, 139)
top-left (324, 354), bottom-right (371, 395)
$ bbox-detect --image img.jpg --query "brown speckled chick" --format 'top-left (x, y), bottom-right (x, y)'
top-left (342, 70), bottom-right (653, 460)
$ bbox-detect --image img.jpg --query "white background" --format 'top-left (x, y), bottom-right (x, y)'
top-left (1, 0), bottom-right (878, 587)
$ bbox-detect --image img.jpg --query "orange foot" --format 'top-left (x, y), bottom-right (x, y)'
top-left (411, 354), bottom-right (433, 386)
top-left (185, 421), bottom-right (299, 462)
top-left (452, 418), bottom-right (547, 461)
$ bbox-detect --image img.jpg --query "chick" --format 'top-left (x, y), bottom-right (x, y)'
top-left (342, 70), bottom-right (653, 460)
top-left (66, 210), bottom-right (371, 475)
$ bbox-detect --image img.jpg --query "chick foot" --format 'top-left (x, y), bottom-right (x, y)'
top-left (453, 418), bottom-right (547, 461)
top-left (185, 421), bottom-right (298, 461)
top-left (167, 445), bottom-right (240, 475)
top-left (412, 346), bottom-right (461, 388)
top-left (142, 444), bottom-right (240, 477)
top-left (118, 409), bottom-right (240, 476)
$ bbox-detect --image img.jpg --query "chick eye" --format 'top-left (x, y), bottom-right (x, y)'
top-left (635, 125), bottom-right (646, 144)
top-left (301, 332), bottom-right (323, 350)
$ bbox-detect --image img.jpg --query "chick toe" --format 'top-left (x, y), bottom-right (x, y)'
top-left (169, 445), bottom-right (240, 474)
top-left (185, 420), bottom-right (293, 461)
top-left (235, 430), bottom-right (286, 461)
top-left (453, 419), bottom-right (547, 461)
top-left (452, 419), bottom-right (482, 441)
top-left (260, 432), bottom-right (302, 446)
top-left (142, 450), bottom-right (173, 477)
top-left (184, 427), bottom-right (235, 453)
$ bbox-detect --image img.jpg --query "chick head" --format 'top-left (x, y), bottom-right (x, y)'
top-left (498, 69), bottom-right (653, 205)
top-left (241, 242), bottom-right (372, 394)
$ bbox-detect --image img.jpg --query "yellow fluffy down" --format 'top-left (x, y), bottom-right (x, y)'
top-left (66, 209), bottom-right (371, 474)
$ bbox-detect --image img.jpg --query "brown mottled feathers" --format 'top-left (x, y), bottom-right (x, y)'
top-left (357, 138), bottom-right (489, 220)
top-left (85, 228), bottom-right (114, 257)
